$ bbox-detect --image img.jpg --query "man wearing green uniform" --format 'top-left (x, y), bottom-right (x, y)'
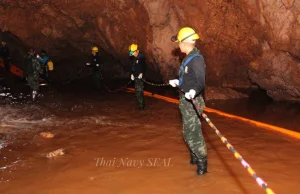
top-left (169, 27), bottom-right (207, 175)
top-left (129, 44), bottom-right (145, 110)
top-left (24, 48), bottom-right (43, 101)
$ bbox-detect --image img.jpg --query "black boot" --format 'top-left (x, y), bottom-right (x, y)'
top-left (196, 158), bottom-right (207, 175)
top-left (190, 152), bottom-right (197, 165)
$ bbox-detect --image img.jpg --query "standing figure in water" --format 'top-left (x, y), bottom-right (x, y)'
top-left (0, 41), bottom-right (10, 77)
top-left (129, 43), bottom-right (145, 110)
top-left (37, 49), bottom-right (50, 84)
top-left (24, 48), bottom-right (43, 101)
top-left (86, 46), bottom-right (102, 89)
top-left (169, 27), bottom-right (207, 175)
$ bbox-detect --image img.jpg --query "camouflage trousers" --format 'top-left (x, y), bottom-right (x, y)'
top-left (26, 75), bottom-right (39, 91)
top-left (179, 95), bottom-right (207, 160)
top-left (134, 78), bottom-right (145, 108)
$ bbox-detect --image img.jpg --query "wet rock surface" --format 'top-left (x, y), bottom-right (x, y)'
top-left (249, 50), bottom-right (300, 101)
top-left (0, 0), bottom-right (300, 100)
top-left (204, 86), bottom-right (249, 100)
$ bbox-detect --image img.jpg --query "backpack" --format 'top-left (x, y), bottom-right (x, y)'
top-left (47, 60), bottom-right (54, 71)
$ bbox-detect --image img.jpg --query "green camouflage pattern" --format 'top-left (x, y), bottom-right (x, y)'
top-left (179, 95), bottom-right (207, 160)
top-left (134, 78), bottom-right (145, 108)
top-left (26, 56), bottom-right (42, 91)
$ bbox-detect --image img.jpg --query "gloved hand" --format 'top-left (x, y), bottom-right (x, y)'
top-left (96, 64), bottom-right (99, 67)
top-left (138, 73), bottom-right (143, 79)
top-left (131, 74), bottom-right (134, 81)
top-left (169, 79), bottom-right (179, 87)
top-left (185, 89), bottom-right (196, 100)
top-left (86, 63), bottom-right (90, 66)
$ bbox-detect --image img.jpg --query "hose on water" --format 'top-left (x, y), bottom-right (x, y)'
top-left (190, 96), bottom-right (275, 194)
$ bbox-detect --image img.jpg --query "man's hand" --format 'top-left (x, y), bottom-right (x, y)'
top-left (131, 74), bottom-right (134, 81)
top-left (185, 89), bottom-right (196, 100)
top-left (169, 79), bottom-right (179, 87)
top-left (86, 63), bottom-right (90, 66)
top-left (138, 73), bottom-right (143, 79)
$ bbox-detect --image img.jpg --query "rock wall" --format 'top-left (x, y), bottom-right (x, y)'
top-left (246, 0), bottom-right (300, 100)
top-left (0, 0), bottom-right (300, 100)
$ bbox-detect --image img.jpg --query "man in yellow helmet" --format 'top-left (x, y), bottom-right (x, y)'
top-left (169, 27), bottom-right (207, 175)
top-left (129, 43), bottom-right (145, 110)
top-left (86, 46), bottom-right (102, 89)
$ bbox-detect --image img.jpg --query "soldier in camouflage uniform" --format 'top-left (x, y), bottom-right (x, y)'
top-left (129, 44), bottom-right (145, 110)
top-left (24, 48), bottom-right (42, 101)
top-left (169, 27), bottom-right (207, 175)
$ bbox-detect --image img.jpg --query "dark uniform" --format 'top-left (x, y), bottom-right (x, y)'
top-left (0, 43), bottom-right (10, 74)
top-left (87, 52), bottom-right (102, 89)
top-left (39, 51), bottom-right (50, 83)
top-left (132, 52), bottom-right (145, 109)
top-left (24, 53), bottom-right (42, 92)
top-left (178, 47), bottom-right (207, 174)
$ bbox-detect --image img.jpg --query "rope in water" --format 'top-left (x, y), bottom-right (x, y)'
top-left (141, 78), bottom-right (169, 87)
top-left (63, 66), bottom-right (86, 84)
top-left (98, 71), bottom-right (132, 92)
top-left (190, 97), bottom-right (275, 194)
top-left (63, 64), bottom-right (170, 92)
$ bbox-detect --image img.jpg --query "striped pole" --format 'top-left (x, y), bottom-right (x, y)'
top-left (191, 97), bottom-right (275, 194)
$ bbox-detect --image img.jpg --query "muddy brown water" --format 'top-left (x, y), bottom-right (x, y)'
top-left (0, 77), bottom-right (300, 194)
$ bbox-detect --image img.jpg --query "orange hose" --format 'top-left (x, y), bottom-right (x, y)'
top-left (126, 88), bottom-right (300, 140)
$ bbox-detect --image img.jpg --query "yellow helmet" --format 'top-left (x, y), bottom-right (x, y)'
top-left (171, 27), bottom-right (199, 43)
top-left (129, 44), bottom-right (138, 56)
top-left (91, 46), bottom-right (98, 52)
